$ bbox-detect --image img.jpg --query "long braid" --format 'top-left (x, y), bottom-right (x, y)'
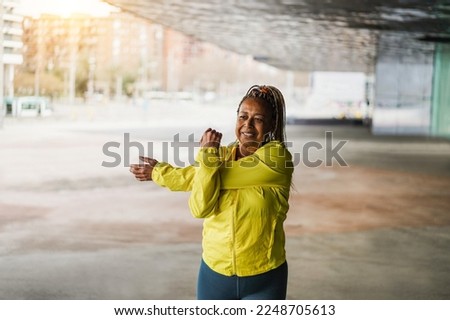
top-left (238, 85), bottom-right (287, 144)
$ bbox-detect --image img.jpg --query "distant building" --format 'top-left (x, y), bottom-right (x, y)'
top-left (21, 12), bottom-right (169, 100)
top-left (18, 10), bottom-right (300, 102)
top-left (2, 0), bottom-right (23, 98)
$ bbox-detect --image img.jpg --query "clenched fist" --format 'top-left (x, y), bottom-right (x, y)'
top-left (200, 128), bottom-right (222, 149)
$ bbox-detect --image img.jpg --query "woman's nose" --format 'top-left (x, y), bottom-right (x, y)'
top-left (245, 117), bottom-right (254, 127)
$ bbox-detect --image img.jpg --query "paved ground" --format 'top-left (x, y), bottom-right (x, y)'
top-left (0, 101), bottom-right (449, 299)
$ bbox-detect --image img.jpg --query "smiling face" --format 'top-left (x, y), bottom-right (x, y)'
top-left (235, 97), bottom-right (274, 157)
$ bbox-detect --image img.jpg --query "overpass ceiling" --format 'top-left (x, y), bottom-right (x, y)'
top-left (104, 0), bottom-right (450, 72)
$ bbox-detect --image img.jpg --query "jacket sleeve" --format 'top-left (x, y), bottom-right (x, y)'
top-left (219, 142), bottom-right (293, 190)
top-left (152, 162), bottom-right (195, 191)
top-left (188, 147), bottom-right (222, 219)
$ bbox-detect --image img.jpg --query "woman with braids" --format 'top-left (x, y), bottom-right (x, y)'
top-left (130, 85), bottom-right (293, 300)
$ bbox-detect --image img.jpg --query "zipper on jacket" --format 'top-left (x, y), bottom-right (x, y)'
top-left (231, 191), bottom-right (237, 275)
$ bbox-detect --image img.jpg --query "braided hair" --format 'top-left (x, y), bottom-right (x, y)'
top-left (238, 85), bottom-right (287, 144)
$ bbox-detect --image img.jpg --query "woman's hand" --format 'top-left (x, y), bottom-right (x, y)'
top-left (129, 156), bottom-right (159, 181)
top-left (200, 128), bottom-right (222, 149)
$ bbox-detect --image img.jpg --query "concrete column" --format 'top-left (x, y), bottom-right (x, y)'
top-left (431, 44), bottom-right (450, 137)
top-left (372, 32), bottom-right (434, 135)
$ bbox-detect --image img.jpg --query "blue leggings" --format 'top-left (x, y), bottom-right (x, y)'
top-left (197, 260), bottom-right (288, 300)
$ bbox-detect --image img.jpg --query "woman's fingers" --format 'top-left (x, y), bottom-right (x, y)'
top-left (129, 164), bottom-right (146, 172)
top-left (129, 163), bottom-right (154, 181)
top-left (135, 174), bottom-right (148, 181)
top-left (200, 128), bottom-right (222, 148)
top-left (139, 156), bottom-right (158, 166)
top-left (203, 128), bottom-right (222, 140)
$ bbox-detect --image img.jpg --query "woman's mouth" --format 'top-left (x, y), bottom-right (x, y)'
top-left (241, 132), bottom-right (256, 138)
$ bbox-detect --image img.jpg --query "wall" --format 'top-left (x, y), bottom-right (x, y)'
top-left (372, 32), bottom-right (435, 135)
top-left (432, 44), bottom-right (450, 137)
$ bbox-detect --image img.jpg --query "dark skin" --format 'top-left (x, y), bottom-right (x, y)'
top-left (235, 97), bottom-right (274, 159)
top-left (129, 156), bottom-right (158, 181)
top-left (129, 98), bottom-right (274, 181)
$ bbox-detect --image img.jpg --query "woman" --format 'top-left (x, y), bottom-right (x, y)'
top-left (130, 85), bottom-right (293, 299)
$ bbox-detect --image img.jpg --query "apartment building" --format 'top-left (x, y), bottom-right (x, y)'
top-left (1, 0), bottom-right (23, 98)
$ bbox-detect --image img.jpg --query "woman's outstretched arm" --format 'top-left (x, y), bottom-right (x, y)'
top-left (129, 156), bottom-right (195, 191)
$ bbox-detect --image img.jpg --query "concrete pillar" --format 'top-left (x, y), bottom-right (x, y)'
top-left (372, 32), bottom-right (434, 135)
top-left (431, 44), bottom-right (450, 137)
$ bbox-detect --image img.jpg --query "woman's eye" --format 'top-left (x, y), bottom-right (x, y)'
top-left (255, 118), bottom-right (264, 123)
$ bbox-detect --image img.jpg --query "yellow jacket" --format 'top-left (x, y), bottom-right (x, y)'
top-left (152, 141), bottom-right (293, 276)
